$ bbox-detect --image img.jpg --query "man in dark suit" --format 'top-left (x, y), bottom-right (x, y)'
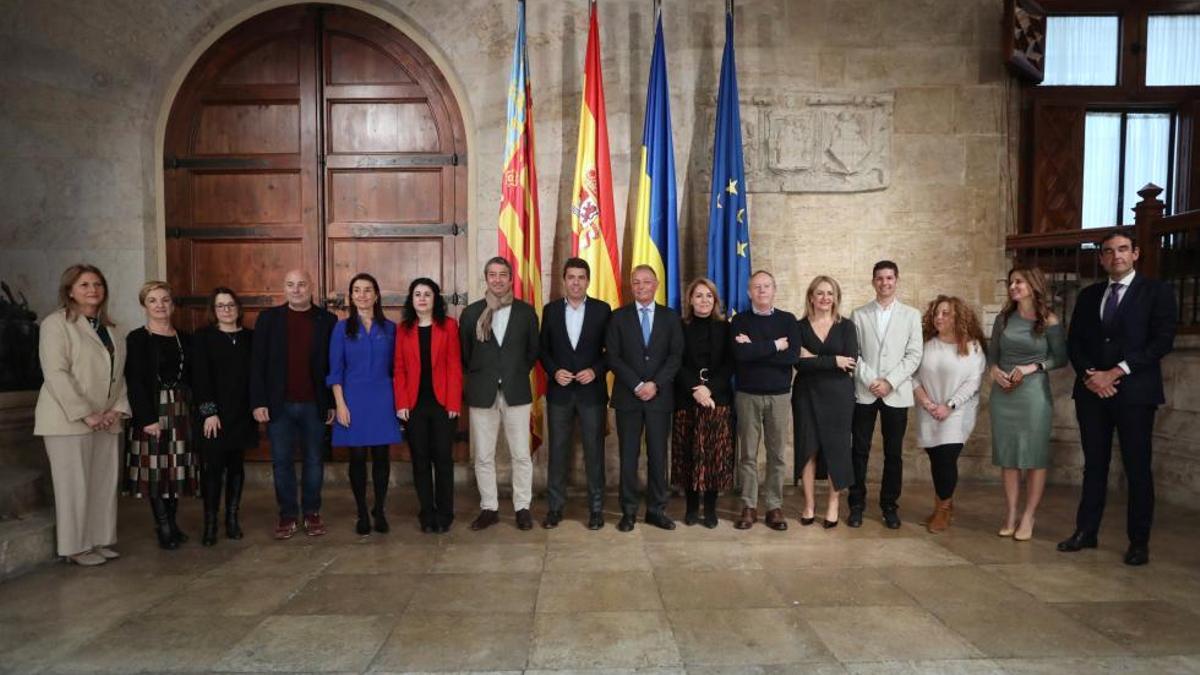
top-left (250, 268), bottom-right (338, 540)
top-left (459, 256), bottom-right (541, 531)
top-left (1058, 231), bottom-right (1176, 566)
top-left (606, 265), bottom-right (684, 532)
top-left (540, 258), bottom-right (611, 530)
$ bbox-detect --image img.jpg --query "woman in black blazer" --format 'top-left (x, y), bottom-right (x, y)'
top-left (191, 288), bottom-right (257, 546)
top-left (124, 281), bottom-right (198, 549)
top-left (671, 278), bottom-right (735, 528)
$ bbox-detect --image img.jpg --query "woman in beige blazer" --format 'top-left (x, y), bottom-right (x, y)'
top-left (34, 264), bottom-right (130, 566)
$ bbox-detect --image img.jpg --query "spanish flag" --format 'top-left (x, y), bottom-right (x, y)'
top-left (630, 5), bottom-right (680, 309)
top-left (497, 0), bottom-right (546, 449)
top-left (569, 0), bottom-right (621, 308)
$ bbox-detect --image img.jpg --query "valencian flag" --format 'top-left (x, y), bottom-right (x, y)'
top-left (497, 0), bottom-right (546, 449)
top-left (570, 0), bottom-right (621, 309)
top-left (630, 3), bottom-right (680, 310)
top-left (706, 4), bottom-right (751, 315)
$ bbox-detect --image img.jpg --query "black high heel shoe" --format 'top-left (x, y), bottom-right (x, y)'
top-left (800, 514), bottom-right (816, 526)
top-left (822, 518), bottom-right (839, 529)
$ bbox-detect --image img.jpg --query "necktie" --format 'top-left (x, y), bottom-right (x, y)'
top-left (640, 308), bottom-right (651, 346)
top-left (1102, 282), bottom-right (1122, 324)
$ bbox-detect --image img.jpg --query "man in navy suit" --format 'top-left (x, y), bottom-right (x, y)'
top-left (606, 265), bottom-right (684, 532)
top-left (1058, 231), bottom-right (1176, 566)
top-left (540, 258), bottom-right (611, 530)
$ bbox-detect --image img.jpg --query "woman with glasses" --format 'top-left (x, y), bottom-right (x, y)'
top-left (191, 287), bottom-right (256, 545)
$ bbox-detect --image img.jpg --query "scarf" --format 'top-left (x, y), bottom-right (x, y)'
top-left (475, 288), bottom-right (514, 343)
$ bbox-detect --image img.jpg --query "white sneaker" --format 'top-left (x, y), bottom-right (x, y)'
top-left (93, 546), bottom-right (120, 560)
top-left (67, 551), bottom-right (107, 566)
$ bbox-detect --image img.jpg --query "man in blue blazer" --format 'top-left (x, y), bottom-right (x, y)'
top-left (540, 258), bottom-right (611, 530)
top-left (606, 265), bottom-right (683, 532)
top-left (1058, 231), bottom-right (1176, 566)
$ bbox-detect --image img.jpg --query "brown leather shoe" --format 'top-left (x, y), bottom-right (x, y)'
top-left (734, 506), bottom-right (757, 530)
top-left (765, 508), bottom-right (788, 531)
top-left (470, 509), bottom-right (499, 531)
top-left (927, 498), bottom-right (953, 534)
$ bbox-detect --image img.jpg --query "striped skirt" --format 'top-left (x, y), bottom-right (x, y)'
top-left (123, 386), bottom-right (199, 498)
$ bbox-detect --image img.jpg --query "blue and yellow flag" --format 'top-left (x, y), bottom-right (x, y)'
top-left (630, 7), bottom-right (680, 310)
top-left (706, 7), bottom-right (751, 315)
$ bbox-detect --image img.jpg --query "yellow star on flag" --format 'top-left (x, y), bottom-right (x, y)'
top-left (737, 241), bottom-right (748, 257)
top-left (726, 178), bottom-right (738, 195)
top-left (736, 208), bottom-right (745, 224)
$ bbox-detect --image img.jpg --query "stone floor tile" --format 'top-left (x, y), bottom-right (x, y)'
top-left (883, 565), bottom-right (1035, 607)
top-left (528, 610), bottom-right (682, 669)
top-left (203, 542), bottom-right (339, 577)
top-left (769, 568), bottom-right (918, 607)
top-left (277, 573), bottom-right (420, 615)
top-left (751, 538), bottom-right (969, 570)
top-left (995, 655), bottom-right (1200, 674)
top-left (544, 542), bottom-right (653, 572)
top-left (645, 542), bottom-right (764, 571)
top-left (686, 664), bottom-right (849, 675)
top-left (981, 563), bottom-right (1148, 603)
top-left (657, 570), bottom-right (787, 609)
top-left (0, 615), bottom-right (123, 674)
top-left (54, 613), bottom-right (262, 673)
top-left (146, 573), bottom-right (308, 616)
top-left (800, 605), bottom-right (982, 662)
top-left (926, 600), bottom-right (1127, 658)
top-left (215, 614), bottom-right (393, 672)
top-left (369, 611), bottom-right (533, 672)
top-left (0, 566), bottom-right (195, 621)
top-left (406, 572), bottom-right (540, 613)
top-left (924, 530), bottom-right (1069, 566)
top-left (430, 543), bottom-right (545, 573)
top-left (1053, 601), bottom-right (1200, 655)
top-left (669, 608), bottom-right (832, 666)
top-left (537, 571), bottom-right (663, 612)
top-left (323, 543), bottom-right (439, 575)
top-left (845, 659), bottom-right (1006, 674)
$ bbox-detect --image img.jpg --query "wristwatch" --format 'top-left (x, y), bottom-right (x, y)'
top-left (1035, 362), bottom-right (1046, 372)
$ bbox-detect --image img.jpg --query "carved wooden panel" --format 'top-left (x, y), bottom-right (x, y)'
top-left (218, 37), bottom-right (301, 85)
top-left (1030, 103), bottom-right (1085, 233)
top-left (327, 102), bottom-right (441, 153)
top-left (194, 104), bottom-right (302, 155)
top-left (192, 173), bottom-right (302, 224)
top-left (328, 170), bottom-right (443, 223)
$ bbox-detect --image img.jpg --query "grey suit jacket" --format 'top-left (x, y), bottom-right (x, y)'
top-left (605, 303), bottom-right (683, 412)
top-left (459, 299), bottom-right (540, 408)
top-left (851, 299), bottom-right (923, 407)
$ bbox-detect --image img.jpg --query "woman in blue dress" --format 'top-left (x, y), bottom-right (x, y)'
top-left (328, 273), bottom-right (403, 534)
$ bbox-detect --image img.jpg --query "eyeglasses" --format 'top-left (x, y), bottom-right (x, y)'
top-left (215, 303), bottom-right (238, 310)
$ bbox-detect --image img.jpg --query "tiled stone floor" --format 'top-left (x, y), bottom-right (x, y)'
top-left (2, 481), bottom-right (1199, 674)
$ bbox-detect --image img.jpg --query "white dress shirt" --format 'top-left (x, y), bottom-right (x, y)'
top-left (492, 304), bottom-right (512, 347)
top-left (875, 299), bottom-right (895, 338)
top-left (1100, 269), bottom-right (1136, 374)
top-left (564, 298), bottom-right (586, 349)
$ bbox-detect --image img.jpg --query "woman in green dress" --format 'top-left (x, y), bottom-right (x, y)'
top-left (988, 265), bottom-right (1066, 542)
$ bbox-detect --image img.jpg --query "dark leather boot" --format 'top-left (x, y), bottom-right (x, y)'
top-left (149, 497), bottom-right (179, 550)
top-left (202, 468), bottom-right (222, 546)
top-left (349, 455), bottom-right (370, 535)
top-left (702, 490), bottom-right (719, 529)
top-left (165, 496), bottom-right (188, 544)
top-left (224, 468), bottom-right (244, 540)
top-left (684, 490), bottom-right (700, 526)
top-left (371, 448), bottom-right (390, 533)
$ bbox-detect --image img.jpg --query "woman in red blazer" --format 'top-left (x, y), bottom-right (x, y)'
top-left (393, 277), bottom-right (462, 533)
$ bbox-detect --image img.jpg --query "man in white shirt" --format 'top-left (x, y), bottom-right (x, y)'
top-left (849, 261), bottom-right (924, 529)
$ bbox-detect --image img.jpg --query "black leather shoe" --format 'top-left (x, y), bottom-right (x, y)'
top-left (823, 518), bottom-right (839, 529)
top-left (516, 509), bottom-right (534, 531)
top-left (618, 514), bottom-right (636, 532)
top-left (1124, 543), bottom-right (1149, 566)
top-left (645, 512), bottom-right (676, 530)
top-left (684, 511), bottom-right (700, 526)
top-left (883, 510), bottom-right (901, 529)
top-left (542, 510), bottom-right (562, 529)
top-left (372, 511), bottom-right (389, 534)
top-left (702, 512), bottom-right (718, 529)
top-left (435, 522), bottom-right (450, 534)
top-left (420, 522), bottom-right (434, 534)
top-left (355, 516), bottom-right (371, 535)
top-left (1056, 531), bottom-right (1099, 552)
top-left (800, 515), bottom-right (816, 526)
top-left (847, 508), bottom-right (864, 528)
top-left (587, 512), bottom-right (604, 530)
top-left (470, 509), bottom-right (499, 531)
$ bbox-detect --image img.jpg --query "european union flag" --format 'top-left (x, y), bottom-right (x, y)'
top-left (706, 7), bottom-right (751, 315)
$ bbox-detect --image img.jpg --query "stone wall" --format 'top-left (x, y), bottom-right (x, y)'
top-left (2, 0), bottom-right (1196, 507)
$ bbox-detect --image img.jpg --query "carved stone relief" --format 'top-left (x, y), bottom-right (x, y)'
top-left (696, 92), bottom-right (893, 193)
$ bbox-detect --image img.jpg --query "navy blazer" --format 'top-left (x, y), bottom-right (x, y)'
top-left (605, 303), bottom-right (684, 412)
top-left (540, 297), bottom-right (611, 405)
top-left (1068, 274), bottom-right (1176, 406)
top-left (250, 303), bottom-right (338, 415)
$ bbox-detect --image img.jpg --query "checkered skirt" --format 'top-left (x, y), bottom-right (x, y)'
top-left (123, 386), bottom-right (199, 498)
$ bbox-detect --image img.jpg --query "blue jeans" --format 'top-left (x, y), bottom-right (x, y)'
top-left (267, 402), bottom-right (326, 519)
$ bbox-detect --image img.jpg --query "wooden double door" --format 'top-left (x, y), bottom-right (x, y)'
top-left (165, 5), bottom-right (468, 459)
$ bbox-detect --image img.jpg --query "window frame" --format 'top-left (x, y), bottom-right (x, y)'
top-left (1083, 108), bottom-right (1177, 227)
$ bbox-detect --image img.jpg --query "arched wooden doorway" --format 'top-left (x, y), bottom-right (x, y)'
top-left (164, 4), bottom-right (468, 460)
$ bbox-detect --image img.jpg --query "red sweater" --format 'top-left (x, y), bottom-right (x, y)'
top-left (393, 317), bottom-right (463, 414)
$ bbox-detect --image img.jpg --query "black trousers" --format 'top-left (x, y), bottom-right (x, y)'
top-left (615, 407), bottom-right (671, 517)
top-left (408, 404), bottom-right (456, 527)
top-left (546, 395), bottom-right (607, 513)
top-left (924, 443), bottom-right (963, 500)
top-left (849, 400), bottom-right (908, 512)
top-left (1074, 394), bottom-right (1157, 545)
